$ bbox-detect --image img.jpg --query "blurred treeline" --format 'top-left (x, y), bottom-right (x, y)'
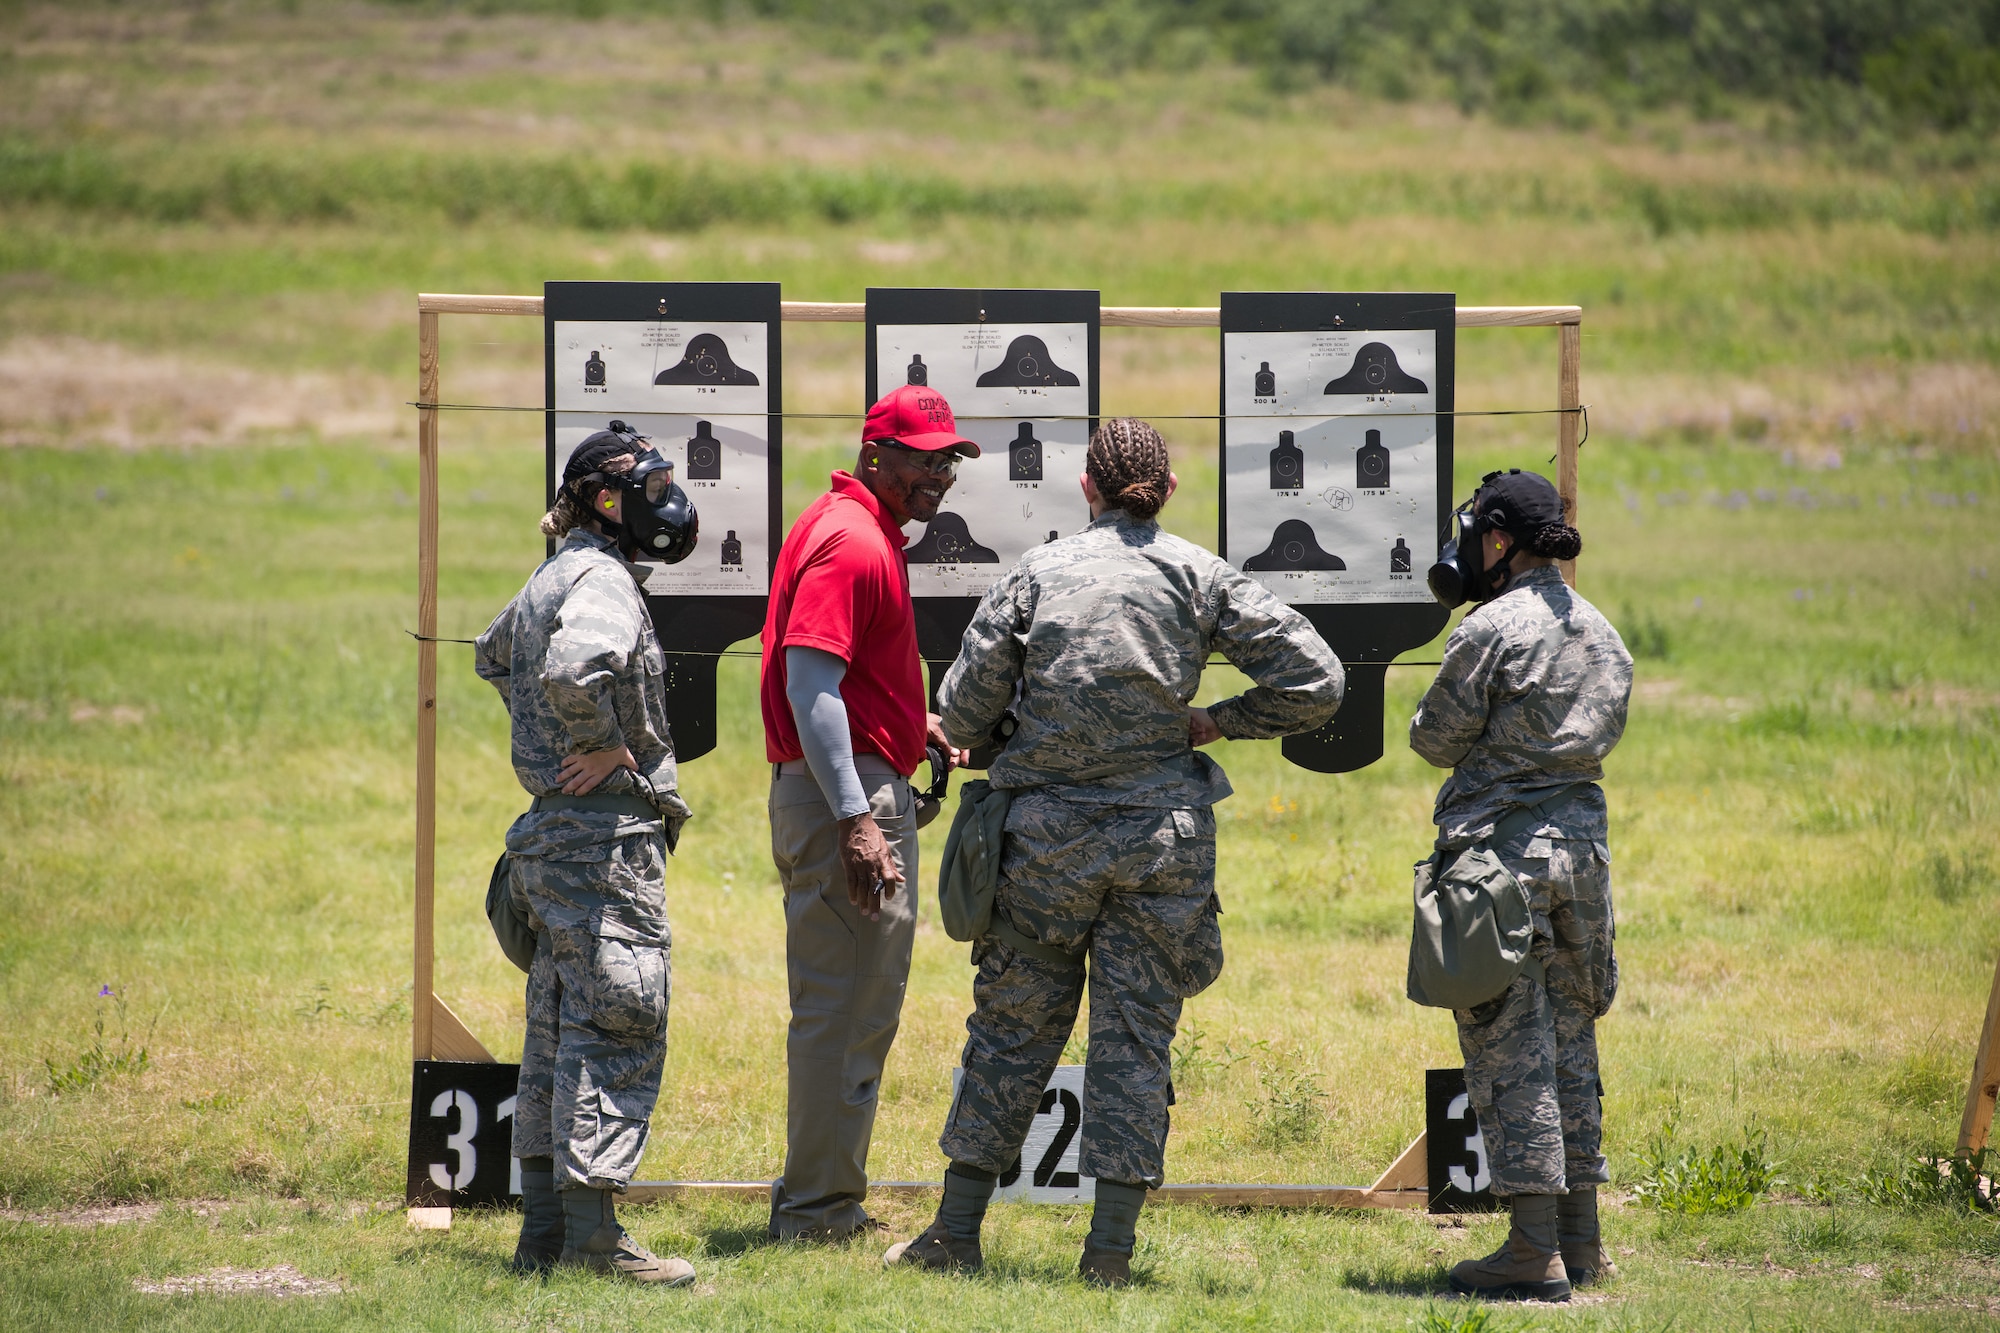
top-left (420, 0), bottom-right (2000, 148)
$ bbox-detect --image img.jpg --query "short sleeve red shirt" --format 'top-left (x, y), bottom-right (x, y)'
top-left (760, 471), bottom-right (927, 775)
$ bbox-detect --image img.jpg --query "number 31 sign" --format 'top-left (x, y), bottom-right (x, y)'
top-left (406, 1060), bottom-right (525, 1207)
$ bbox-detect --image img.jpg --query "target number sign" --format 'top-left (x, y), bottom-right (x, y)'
top-left (405, 1060), bottom-right (526, 1207)
top-left (953, 1063), bottom-right (1097, 1204)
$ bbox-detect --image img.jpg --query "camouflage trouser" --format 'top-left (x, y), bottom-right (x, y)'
top-left (939, 791), bottom-right (1222, 1190)
top-left (509, 832), bottom-right (671, 1192)
top-left (1454, 833), bottom-right (1617, 1197)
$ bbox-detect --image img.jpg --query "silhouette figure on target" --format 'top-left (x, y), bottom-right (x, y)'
top-left (584, 351), bottom-right (607, 386)
top-left (1269, 430), bottom-right (1305, 490)
top-left (1243, 519), bottom-right (1346, 572)
top-left (721, 530), bottom-right (743, 567)
top-left (686, 420), bottom-right (722, 479)
top-left (1255, 362), bottom-right (1276, 396)
top-left (1009, 423), bottom-right (1044, 481)
top-left (1323, 342), bottom-right (1427, 395)
top-left (976, 335), bottom-right (1081, 388)
top-left (1390, 537), bottom-right (1412, 572)
top-left (906, 355), bottom-right (928, 386)
top-left (905, 512), bottom-right (1000, 564)
top-left (654, 332), bottom-right (760, 386)
top-left (1355, 428), bottom-right (1391, 489)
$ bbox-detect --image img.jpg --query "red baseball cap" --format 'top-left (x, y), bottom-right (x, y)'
top-left (863, 384), bottom-right (981, 456)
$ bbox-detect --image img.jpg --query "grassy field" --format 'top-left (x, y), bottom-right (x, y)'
top-left (2, 3), bottom-right (1999, 1328)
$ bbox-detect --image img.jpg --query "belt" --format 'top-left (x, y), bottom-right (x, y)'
top-left (529, 792), bottom-right (661, 819)
top-left (774, 754), bottom-right (906, 779)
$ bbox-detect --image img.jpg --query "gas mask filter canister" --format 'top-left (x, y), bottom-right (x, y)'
top-left (1427, 470), bottom-right (1529, 609)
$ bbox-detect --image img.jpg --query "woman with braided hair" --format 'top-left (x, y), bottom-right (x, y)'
top-left (1411, 469), bottom-right (1632, 1301)
top-left (886, 419), bottom-right (1346, 1286)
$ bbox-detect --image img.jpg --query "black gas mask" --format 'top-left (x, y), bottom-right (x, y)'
top-left (1427, 475), bottom-right (1517, 609)
top-left (574, 420), bottom-right (699, 563)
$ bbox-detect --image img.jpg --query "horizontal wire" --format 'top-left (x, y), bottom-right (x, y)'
top-left (408, 633), bottom-right (1440, 666)
top-left (409, 401), bottom-right (1585, 422)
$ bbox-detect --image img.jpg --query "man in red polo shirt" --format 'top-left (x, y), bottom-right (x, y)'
top-left (761, 384), bottom-right (975, 1241)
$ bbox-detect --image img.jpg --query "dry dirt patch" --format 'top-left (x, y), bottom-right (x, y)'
top-left (0, 337), bottom-right (399, 449)
top-left (133, 1265), bottom-right (343, 1298)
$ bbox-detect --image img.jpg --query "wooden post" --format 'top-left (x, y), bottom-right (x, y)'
top-left (1959, 951), bottom-right (2000, 1155)
top-left (1556, 320), bottom-right (1582, 588)
top-left (414, 308), bottom-right (440, 1062)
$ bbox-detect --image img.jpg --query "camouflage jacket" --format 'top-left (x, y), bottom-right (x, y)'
top-left (474, 528), bottom-right (692, 854)
top-left (938, 509), bottom-right (1345, 807)
top-left (1410, 565), bottom-right (1633, 847)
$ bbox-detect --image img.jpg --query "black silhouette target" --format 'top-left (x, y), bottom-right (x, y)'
top-left (1269, 430), bottom-right (1305, 489)
top-left (977, 335), bottom-right (1081, 388)
top-left (1243, 519), bottom-right (1346, 572)
top-left (1323, 341), bottom-right (1428, 395)
top-left (686, 420), bottom-right (722, 479)
top-left (905, 512), bottom-right (1000, 565)
top-left (654, 332), bottom-right (761, 386)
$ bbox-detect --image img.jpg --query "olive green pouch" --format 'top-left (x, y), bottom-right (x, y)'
top-left (1406, 786), bottom-right (1581, 1010)
top-left (937, 780), bottom-right (1081, 969)
top-left (1406, 844), bottom-right (1541, 1009)
top-left (485, 851), bottom-right (538, 974)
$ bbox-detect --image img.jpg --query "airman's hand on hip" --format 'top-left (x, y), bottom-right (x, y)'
top-left (557, 745), bottom-right (637, 795)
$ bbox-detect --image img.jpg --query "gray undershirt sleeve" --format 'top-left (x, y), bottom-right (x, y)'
top-left (784, 645), bottom-right (870, 820)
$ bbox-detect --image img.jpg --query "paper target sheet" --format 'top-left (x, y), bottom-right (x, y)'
top-left (552, 320), bottom-right (772, 595)
top-left (1222, 328), bottom-right (1439, 606)
top-left (873, 321), bottom-right (1094, 598)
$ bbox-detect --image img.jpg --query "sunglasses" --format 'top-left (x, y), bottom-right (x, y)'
top-left (874, 440), bottom-right (962, 479)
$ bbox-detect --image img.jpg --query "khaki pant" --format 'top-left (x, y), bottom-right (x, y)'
top-left (767, 770), bottom-right (916, 1238)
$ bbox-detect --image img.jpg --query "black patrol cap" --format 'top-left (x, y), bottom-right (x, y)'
top-left (1475, 469), bottom-right (1565, 539)
top-left (563, 421), bottom-right (644, 494)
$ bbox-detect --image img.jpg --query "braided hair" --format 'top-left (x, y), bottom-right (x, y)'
top-left (1529, 523), bottom-right (1583, 561)
top-left (1086, 418), bottom-right (1172, 521)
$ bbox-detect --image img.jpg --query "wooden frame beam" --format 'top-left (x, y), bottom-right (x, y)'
top-left (416, 294), bottom-right (1583, 327)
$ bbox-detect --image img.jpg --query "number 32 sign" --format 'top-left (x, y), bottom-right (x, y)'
top-left (406, 1060), bottom-right (525, 1207)
top-left (953, 1064), bottom-right (1096, 1204)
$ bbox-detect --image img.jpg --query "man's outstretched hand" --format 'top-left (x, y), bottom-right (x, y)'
top-left (837, 810), bottom-right (903, 921)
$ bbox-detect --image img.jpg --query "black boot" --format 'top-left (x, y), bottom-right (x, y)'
top-left (885, 1163), bottom-right (992, 1273)
top-left (509, 1158), bottom-right (564, 1275)
top-left (1079, 1180), bottom-right (1147, 1287)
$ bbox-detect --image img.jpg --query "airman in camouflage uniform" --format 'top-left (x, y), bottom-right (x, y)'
top-left (475, 439), bottom-right (696, 1285)
top-left (1410, 469), bottom-right (1632, 1300)
top-left (886, 420), bottom-right (1343, 1287)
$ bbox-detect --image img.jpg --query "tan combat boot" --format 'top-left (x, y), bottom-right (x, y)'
top-left (1559, 1184), bottom-right (1618, 1286)
top-left (559, 1187), bottom-right (695, 1286)
top-left (1447, 1194), bottom-right (1571, 1302)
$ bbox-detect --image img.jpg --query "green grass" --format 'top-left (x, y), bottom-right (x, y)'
top-left (2, 3), bottom-right (1999, 1327)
